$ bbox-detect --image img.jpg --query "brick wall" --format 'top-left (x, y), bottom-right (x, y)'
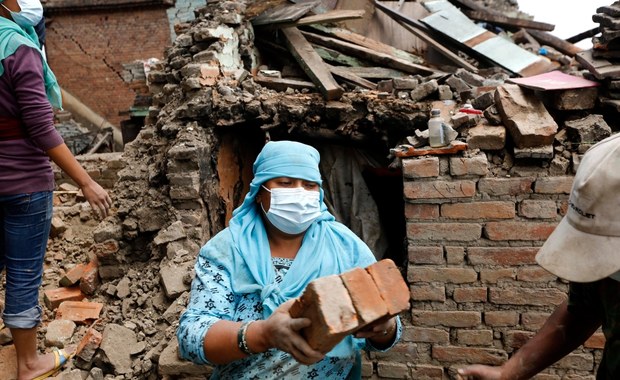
top-left (45, 9), bottom-right (171, 127)
top-left (401, 153), bottom-right (604, 379)
top-left (53, 152), bottom-right (124, 190)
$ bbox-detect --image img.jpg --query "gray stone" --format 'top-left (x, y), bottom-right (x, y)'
top-left (45, 320), bottom-right (76, 348)
top-left (410, 79), bottom-right (438, 102)
top-left (471, 91), bottom-right (495, 110)
top-left (116, 277), bottom-right (131, 299)
top-left (513, 145), bottom-right (554, 159)
top-left (565, 114), bottom-right (612, 145)
top-left (93, 222), bottom-right (123, 243)
top-left (495, 85), bottom-right (558, 148)
top-left (100, 324), bottom-right (137, 375)
top-left (438, 85), bottom-right (453, 100)
top-left (160, 262), bottom-right (193, 299)
top-left (445, 75), bottom-right (471, 93)
top-left (86, 367), bottom-right (104, 380)
top-left (153, 221), bottom-right (186, 246)
top-left (158, 339), bottom-right (212, 376)
top-left (455, 68), bottom-right (485, 86)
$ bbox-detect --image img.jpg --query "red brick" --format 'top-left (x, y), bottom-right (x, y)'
top-left (403, 180), bottom-right (476, 200)
top-left (405, 203), bottom-right (440, 220)
top-left (453, 287), bottom-right (487, 303)
top-left (75, 327), bottom-right (103, 362)
top-left (412, 310), bottom-right (481, 327)
top-left (366, 259), bottom-right (410, 316)
top-left (559, 200), bottom-right (569, 216)
top-left (89, 240), bottom-right (120, 264)
top-left (377, 362), bottom-right (409, 378)
top-left (289, 274), bottom-right (357, 353)
top-left (79, 259), bottom-right (100, 296)
top-left (457, 329), bottom-right (493, 346)
top-left (503, 330), bottom-right (534, 350)
top-left (441, 201), bottom-right (515, 219)
top-left (432, 346), bottom-right (507, 365)
top-left (478, 177), bottom-right (534, 196)
top-left (449, 154), bottom-right (489, 176)
top-left (340, 268), bottom-right (388, 325)
top-left (484, 311), bottom-right (519, 327)
top-left (56, 301), bottom-right (104, 323)
top-left (446, 246), bottom-right (465, 264)
top-left (44, 287), bottom-right (85, 310)
top-left (516, 266), bottom-right (557, 282)
top-left (489, 288), bottom-right (567, 306)
top-left (402, 157), bottom-right (440, 178)
top-left (518, 200), bottom-right (558, 219)
top-left (555, 353), bottom-right (594, 371)
top-left (410, 285), bottom-right (446, 302)
top-left (408, 246), bottom-right (444, 265)
top-left (467, 247), bottom-right (538, 266)
top-left (408, 267), bottom-right (477, 284)
top-left (59, 263), bottom-right (87, 287)
top-left (521, 312), bottom-right (551, 331)
top-left (480, 268), bottom-right (516, 283)
top-left (410, 365), bottom-right (443, 380)
top-left (404, 327), bottom-right (449, 343)
top-left (484, 222), bottom-right (557, 241)
top-left (407, 222), bottom-right (481, 242)
top-left (534, 177), bottom-right (574, 194)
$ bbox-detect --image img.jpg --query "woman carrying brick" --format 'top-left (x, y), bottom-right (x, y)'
top-left (0, 0), bottom-right (112, 378)
top-left (177, 140), bottom-right (401, 379)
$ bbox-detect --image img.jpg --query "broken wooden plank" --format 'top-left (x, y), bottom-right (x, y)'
top-left (308, 24), bottom-right (425, 65)
top-left (344, 66), bottom-right (406, 79)
top-left (254, 76), bottom-right (316, 92)
top-left (373, 0), bottom-right (478, 72)
top-left (312, 44), bottom-right (370, 67)
top-left (464, 10), bottom-right (555, 32)
top-left (566, 27), bottom-right (600, 44)
top-left (252, 1), bottom-right (320, 26)
top-left (256, 10), bottom-right (366, 29)
top-left (281, 27), bottom-right (344, 100)
top-left (301, 30), bottom-right (439, 76)
top-left (391, 141), bottom-right (468, 157)
top-left (575, 50), bottom-right (620, 80)
top-left (327, 64), bottom-right (377, 90)
top-left (526, 29), bottom-right (582, 57)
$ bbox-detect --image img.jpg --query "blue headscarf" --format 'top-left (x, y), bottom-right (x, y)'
top-left (0, 16), bottom-right (62, 108)
top-left (227, 141), bottom-right (375, 358)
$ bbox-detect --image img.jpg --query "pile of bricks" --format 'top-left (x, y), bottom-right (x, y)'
top-left (289, 259), bottom-right (409, 353)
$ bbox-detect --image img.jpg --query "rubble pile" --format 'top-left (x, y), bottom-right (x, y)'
top-left (1, 1), bottom-right (619, 379)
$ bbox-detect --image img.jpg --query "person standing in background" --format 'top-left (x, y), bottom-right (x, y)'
top-left (1, 0), bottom-right (112, 378)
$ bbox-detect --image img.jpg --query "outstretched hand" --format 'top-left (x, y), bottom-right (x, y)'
top-left (81, 179), bottom-right (112, 219)
top-left (456, 365), bottom-right (503, 380)
top-left (262, 299), bottom-right (324, 365)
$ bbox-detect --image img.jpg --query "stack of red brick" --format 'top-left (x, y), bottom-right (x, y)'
top-left (289, 259), bottom-right (409, 353)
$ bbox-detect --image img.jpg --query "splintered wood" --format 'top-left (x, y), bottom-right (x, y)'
top-left (289, 259), bottom-right (409, 353)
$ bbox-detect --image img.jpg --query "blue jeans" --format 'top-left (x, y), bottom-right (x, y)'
top-left (0, 191), bottom-right (52, 328)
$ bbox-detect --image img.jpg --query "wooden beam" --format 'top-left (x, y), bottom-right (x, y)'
top-left (527, 29), bottom-right (582, 57)
top-left (254, 76), bottom-right (316, 92)
top-left (257, 10), bottom-right (366, 29)
top-left (281, 27), bottom-right (344, 100)
top-left (308, 25), bottom-right (425, 65)
top-left (566, 27), bottom-right (600, 44)
top-left (373, 0), bottom-right (478, 72)
top-left (301, 30), bottom-right (439, 76)
top-left (464, 10), bottom-right (555, 32)
top-left (327, 65), bottom-right (377, 90)
top-left (345, 66), bottom-right (406, 79)
top-left (252, 1), bottom-right (319, 26)
top-left (313, 45), bottom-right (369, 67)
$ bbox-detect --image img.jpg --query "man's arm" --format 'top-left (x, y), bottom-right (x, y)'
top-left (458, 300), bottom-right (602, 380)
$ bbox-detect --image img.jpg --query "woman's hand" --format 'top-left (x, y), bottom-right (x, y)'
top-left (354, 316), bottom-right (397, 349)
top-left (81, 179), bottom-right (112, 219)
top-left (456, 365), bottom-right (503, 380)
top-left (260, 299), bottom-right (325, 365)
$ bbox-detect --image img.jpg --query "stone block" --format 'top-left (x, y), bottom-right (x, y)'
top-left (76, 327), bottom-right (103, 362)
top-left (466, 125), bottom-right (506, 150)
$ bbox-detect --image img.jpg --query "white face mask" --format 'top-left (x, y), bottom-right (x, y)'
top-left (609, 270), bottom-right (620, 282)
top-left (1, 0), bottom-right (43, 28)
top-left (261, 186), bottom-right (322, 235)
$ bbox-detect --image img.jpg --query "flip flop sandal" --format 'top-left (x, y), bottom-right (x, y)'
top-left (31, 347), bottom-right (73, 380)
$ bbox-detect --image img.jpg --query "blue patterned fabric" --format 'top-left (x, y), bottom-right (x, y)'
top-left (177, 141), bottom-right (402, 378)
top-left (177, 245), bottom-right (402, 379)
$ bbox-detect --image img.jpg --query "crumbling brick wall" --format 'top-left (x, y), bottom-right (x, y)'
top-left (45, 8), bottom-right (171, 126)
top-left (402, 155), bottom-right (603, 379)
top-left (53, 153), bottom-right (125, 190)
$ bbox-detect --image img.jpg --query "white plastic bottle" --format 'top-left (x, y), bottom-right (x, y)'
top-left (428, 108), bottom-right (446, 148)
